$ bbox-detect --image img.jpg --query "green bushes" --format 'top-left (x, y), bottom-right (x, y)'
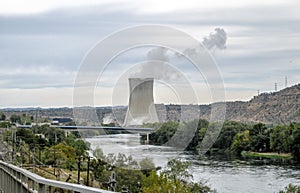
top-left (278, 184), bottom-right (300, 193)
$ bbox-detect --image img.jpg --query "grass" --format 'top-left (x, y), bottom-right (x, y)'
top-left (28, 166), bottom-right (89, 184)
top-left (241, 151), bottom-right (293, 160)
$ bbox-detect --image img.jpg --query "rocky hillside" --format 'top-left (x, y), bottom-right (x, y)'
top-left (200, 83), bottom-right (300, 124)
top-left (2, 84), bottom-right (300, 125)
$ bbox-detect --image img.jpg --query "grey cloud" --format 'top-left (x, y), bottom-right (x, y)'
top-left (202, 28), bottom-right (227, 50)
top-left (0, 1), bottom-right (299, 107)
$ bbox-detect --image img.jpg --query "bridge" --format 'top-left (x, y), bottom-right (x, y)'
top-left (0, 160), bottom-right (115, 193)
top-left (17, 125), bottom-right (155, 144)
top-left (17, 125), bottom-right (154, 133)
top-left (55, 125), bottom-right (154, 133)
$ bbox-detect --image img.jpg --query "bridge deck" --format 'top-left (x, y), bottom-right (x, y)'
top-left (17, 125), bottom-right (155, 133)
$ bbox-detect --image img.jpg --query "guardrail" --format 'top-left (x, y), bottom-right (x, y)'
top-left (0, 160), bottom-right (115, 193)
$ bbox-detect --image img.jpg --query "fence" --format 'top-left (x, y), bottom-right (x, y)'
top-left (0, 160), bottom-right (115, 193)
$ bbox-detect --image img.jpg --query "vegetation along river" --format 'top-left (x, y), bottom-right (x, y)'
top-left (85, 134), bottom-right (300, 193)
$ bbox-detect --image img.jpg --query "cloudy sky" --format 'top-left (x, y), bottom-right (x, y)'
top-left (0, 0), bottom-right (299, 107)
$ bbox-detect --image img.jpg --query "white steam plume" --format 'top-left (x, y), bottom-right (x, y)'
top-left (202, 28), bottom-right (227, 50)
top-left (102, 114), bottom-right (114, 124)
top-left (130, 28), bottom-right (227, 80)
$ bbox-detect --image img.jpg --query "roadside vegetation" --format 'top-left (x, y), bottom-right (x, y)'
top-left (0, 120), bottom-right (215, 192)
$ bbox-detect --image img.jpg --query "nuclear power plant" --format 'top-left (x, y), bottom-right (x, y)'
top-left (124, 78), bottom-right (159, 126)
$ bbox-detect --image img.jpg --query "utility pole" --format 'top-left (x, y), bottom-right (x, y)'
top-left (275, 83), bottom-right (277, 92)
top-left (285, 76), bottom-right (288, 87)
top-left (108, 171), bottom-right (116, 191)
top-left (53, 149), bottom-right (56, 176)
top-left (86, 156), bottom-right (90, 186)
top-left (77, 157), bottom-right (81, 184)
top-left (12, 128), bottom-right (16, 162)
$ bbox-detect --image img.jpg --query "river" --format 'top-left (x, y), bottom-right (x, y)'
top-left (85, 134), bottom-right (300, 193)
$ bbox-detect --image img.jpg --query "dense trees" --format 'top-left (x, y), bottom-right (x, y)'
top-left (5, 126), bottom-right (91, 167)
top-left (147, 120), bottom-right (300, 161)
top-left (9, 114), bottom-right (33, 125)
top-left (141, 159), bottom-right (216, 193)
top-left (230, 122), bottom-right (300, 160)
top-left (0, 112), bottom-right (6, 121)
top-left (88, 147), bottom-right (215, 193)
top-left (229, 123), bottom-right (270, 154)
top-left (270, 125), bottom-right (294, 153)
top-left (148, 121), bottom-right (179, 145)
top-left (231, 130), bottom-right (250, 154)
top-left (268, 123), bottom-right (300, 160)
top-left (291, 127), bottom-right (300, 160)
top-left (248, 123), bottom-right (271, 152)
top-left (45, 143), bottom-right (77, 169)
top-left (10, 114), bottom-right (21, 123)
top-left (187, 119), bottom-right (209, 150)
top-left (0, 121), bottom-right (11, 128)
top-left (213, 121), bottom-right (248, 150)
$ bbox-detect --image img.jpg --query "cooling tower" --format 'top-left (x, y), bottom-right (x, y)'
top-left (124, 78), bottom-right (159, 126)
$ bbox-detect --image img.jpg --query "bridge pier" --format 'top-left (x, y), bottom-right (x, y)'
top-left (145, 133), bottom-right (150, 145)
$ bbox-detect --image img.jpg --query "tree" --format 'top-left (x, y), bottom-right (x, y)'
top-left (163, 159), bottom-right (192, 182)
top-left (291, 127), bottom-right (300, 161)
top-left (278, 184), bottom-right (300, 193)
top-left (0, 112), bottom-right (6, 121)
top-left (0, 121), bottom-right (11, 128)
top-left (198, 127), bottom-right (207, 142)
top-left (139, 157), bottom-right (155, 176)
top-left (63, 134), bottom-right (90, 157)
top-left (270, 124), bottom-right (295, 154)
top-left (93, 147), bottom-right (105, 160)
top-left (281, 124), bottom-right (295, 153)
top-left (90, 158), bottom-right (110, 186)
top-left (16, 128), bottom-right (36, 148)
top-left (105, 153), bottom-right (138, 169)
top-left (213, 121), bottom-right (248, 150)
top-left (249, 123), bottom-right (270, 152)
top-left (45, 143), bottom-right (76, 169)
top-left (149, 121), bottom-right (179, 145)
top-left (270, 125), bottom-right (284, 153)
top-left (91, 153), bottom-right (143, 192)
top-left (10, 114), bottom-right (21, 124)
top-left (43, 127), bottom-right (66, 146)
top-left (231, 130), bottom-right (250, 154)
top-left (141, 171), bottom-right (173, 193)
top-left (141, 159), bottom-right (216, 193)
top-left (114, 167), bottom-right (143, 192)
top-left (186, 119), bottom-right (209, 151)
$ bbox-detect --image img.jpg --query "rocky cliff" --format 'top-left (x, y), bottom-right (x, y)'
top-left (200, 84), bottom-right (300, 124)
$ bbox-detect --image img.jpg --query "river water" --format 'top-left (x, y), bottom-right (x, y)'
top-left (85, 134), bottom-right (300, 193)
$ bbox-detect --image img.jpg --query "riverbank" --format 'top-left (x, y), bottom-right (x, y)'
top-left (241, 151), bottom-right (293, 160)
top-left (86, 134), bottom-right (300, 193)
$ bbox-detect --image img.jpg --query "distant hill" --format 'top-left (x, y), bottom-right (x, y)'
top-left (199, 83), bottom-right (300, 124)
top-left (1, 84), bottom-right (300, 125)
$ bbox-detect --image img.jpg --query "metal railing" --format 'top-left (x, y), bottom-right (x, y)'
top-left (0, 160), bottom-right (115, 193)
